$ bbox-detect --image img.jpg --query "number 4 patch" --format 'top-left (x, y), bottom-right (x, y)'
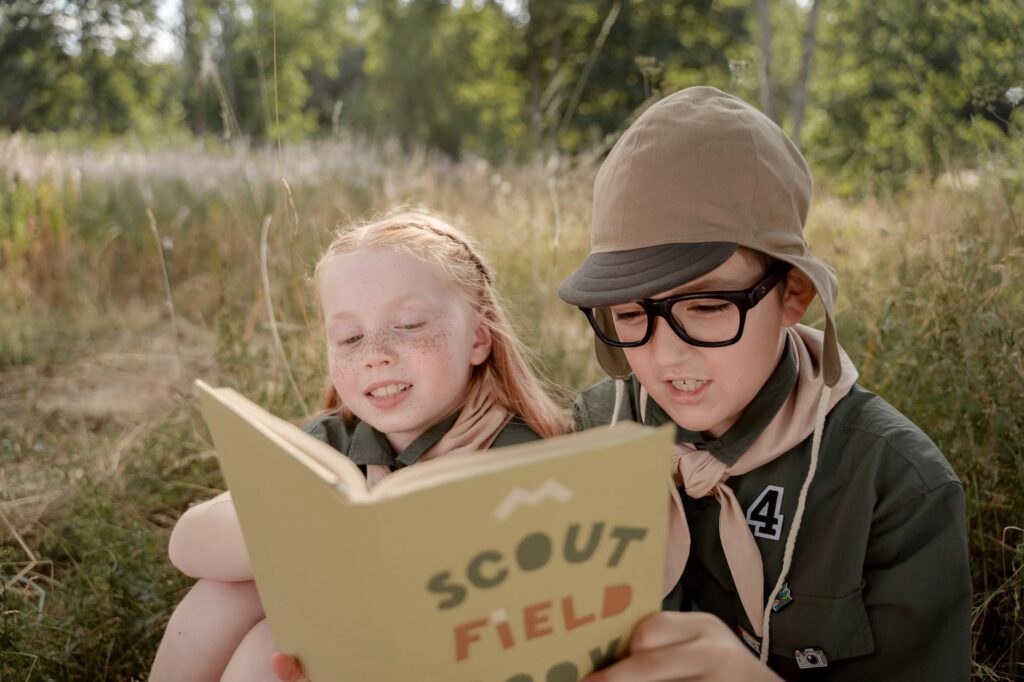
top-left (746, 485), bottom-right (785, 540)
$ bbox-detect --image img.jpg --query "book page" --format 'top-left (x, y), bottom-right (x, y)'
top-left (369, 422), bottom-right (657, 500)
top-left (195, 381), bottom-right (369, 500)
top-left (302, 422), bottom-right (675, 681)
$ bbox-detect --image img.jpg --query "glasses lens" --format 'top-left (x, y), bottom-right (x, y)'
top-left (591, 305), bottom-right (648, 345)
top-left (670, 298), bottom-right (742, 343)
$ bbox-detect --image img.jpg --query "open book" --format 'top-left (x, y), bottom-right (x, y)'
top-left (195, 380), bottom-right (674, 682)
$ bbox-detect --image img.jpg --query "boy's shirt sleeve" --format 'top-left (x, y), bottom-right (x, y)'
top-left (856, 474), bottom-right (970, 681)
top-left (837, 399), bottom-right (971, 681)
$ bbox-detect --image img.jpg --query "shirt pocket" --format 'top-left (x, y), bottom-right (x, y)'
top-left (767, 587), bottom-right (875, 665)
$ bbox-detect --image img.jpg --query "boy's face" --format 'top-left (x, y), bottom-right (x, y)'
top-left (615, 252), bottom-right (808, 439)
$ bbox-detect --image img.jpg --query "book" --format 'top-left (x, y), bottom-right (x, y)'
top-left (194, 380), bottom-right (674, 682)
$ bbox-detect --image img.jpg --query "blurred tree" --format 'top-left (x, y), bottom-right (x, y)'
top-left (178, 0), bottom-right (355, 140)
top-left (350, 0), bottom-right (526, 157)
top-left (0, 2), bottom-right (86, 131)
top-left (729, 0), bottom-right (811, 135)
top-left (5, 0), bottom-right (1017, 181)
top-left (160, 0), bottom-right (396, 143)
top-left (302, 1), bottom-right (367, 135)
top-left (790, 0), bottom-right (822, 146)
top-left (804, 0), bottom-right (1024, 193)
top-left (350, 0), bottom-right (752, 157)
top-left (755, 0), bottom-right (774, 121)
top-left (0, 0), bottom-right (177, 134)
top-left (747, 0), bottom-right (825, 141)
top-left (517, 0), bottom-right (750, 154)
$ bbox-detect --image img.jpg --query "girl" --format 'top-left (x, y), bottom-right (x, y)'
top-left (150, 210), bottom-right (566, 681)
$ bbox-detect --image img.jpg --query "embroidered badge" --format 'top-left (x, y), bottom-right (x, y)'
top-left (795, 647), bottom-right (829, 669)
top-left (772, 582), bottom-right (794, 612)
top-left (737, 626), bottom-right (762, 654)
top-left (746, 485), bottom-right (785, 540)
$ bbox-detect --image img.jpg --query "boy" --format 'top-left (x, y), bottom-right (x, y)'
top-left (561, 87), bottom-right (970, 681)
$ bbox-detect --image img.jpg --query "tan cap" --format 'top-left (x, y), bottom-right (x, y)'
top-left (559, 86), bottom-right (842, 387)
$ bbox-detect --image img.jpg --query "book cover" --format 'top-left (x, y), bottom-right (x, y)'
top-left (195, 380), bottom-right (673, 682)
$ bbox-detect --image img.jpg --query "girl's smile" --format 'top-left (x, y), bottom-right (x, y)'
top-left (364, 380), bottom-right (413, 408)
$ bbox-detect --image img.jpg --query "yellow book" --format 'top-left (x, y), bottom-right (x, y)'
top-left (194, 380), bottom-right (674, 682)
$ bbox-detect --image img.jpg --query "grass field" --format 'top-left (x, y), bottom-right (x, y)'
top-left (1, 134), bottom-right (1021, 679)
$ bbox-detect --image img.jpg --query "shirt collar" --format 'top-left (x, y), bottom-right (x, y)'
top-left (345, 410), bottom-right (461, 468)
top-left (645, 335), bottom-right (798, 467)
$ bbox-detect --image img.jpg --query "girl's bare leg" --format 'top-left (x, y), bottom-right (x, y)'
top-left (150, 579), bottom-right (264, 682)
top-left (221, 617), bottom-right (281, 682)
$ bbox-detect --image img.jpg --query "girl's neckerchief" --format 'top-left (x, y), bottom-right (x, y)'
top-left (662, 324), bottom-right (858, 641)
top-left (365, 379), bottom-right (511, 488)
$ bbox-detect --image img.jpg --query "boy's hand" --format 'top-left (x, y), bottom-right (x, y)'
top-left (270, 652), bottom-right (308, 682)
top-left (582, 612), bottom-right (784, 682)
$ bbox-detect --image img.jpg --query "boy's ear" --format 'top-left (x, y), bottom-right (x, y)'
top-left (781, 268), bottom-right (816, 326)
top-left (469, 320), bottom-right (493, 366)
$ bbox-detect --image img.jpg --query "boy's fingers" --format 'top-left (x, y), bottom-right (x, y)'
top-left (583, 641), bottom-right (698, 682)
top-left (588, 623), bottom-right (784, 682)
top-left (628, 611), bottom-right (717, 653)
top-left (270, 652), bottom-right (306, 682)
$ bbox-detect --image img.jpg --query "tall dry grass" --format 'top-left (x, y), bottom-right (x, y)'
top-left (0, 133), bottom-right (1021, 679)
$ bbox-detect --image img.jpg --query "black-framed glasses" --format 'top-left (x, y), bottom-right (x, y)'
top-left (580, 263), bottom-right (792, 348)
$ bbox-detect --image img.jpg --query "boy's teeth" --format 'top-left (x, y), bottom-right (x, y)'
top-left (369, 383), bottom-right (410, 398)
top-left (672, 379), bottom-right (708, 392)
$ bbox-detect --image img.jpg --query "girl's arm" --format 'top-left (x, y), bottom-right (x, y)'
top-left (168, 491), bottom-right (254, 581)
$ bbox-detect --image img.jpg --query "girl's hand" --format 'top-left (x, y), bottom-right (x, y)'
top-left (270, 652), bottom-right (308, 682)
top-left (582, 612), bottom-right (783, 682)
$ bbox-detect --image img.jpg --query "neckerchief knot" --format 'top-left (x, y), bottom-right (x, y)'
top-left (661, 325), bottom-right (858, 638)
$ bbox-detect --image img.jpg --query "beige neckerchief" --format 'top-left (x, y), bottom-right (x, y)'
top-left (365, 380), bottom-right (511, 488)
top-left (663, 324), bottom-right (858, 637)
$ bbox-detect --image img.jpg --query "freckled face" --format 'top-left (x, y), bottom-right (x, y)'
top-left (319, 248), bottom-right (491, 452)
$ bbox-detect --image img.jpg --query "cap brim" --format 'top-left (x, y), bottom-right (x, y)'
top-left (559, 242), bottom-right (737, 307)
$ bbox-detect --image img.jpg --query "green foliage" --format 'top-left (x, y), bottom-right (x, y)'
top-left (1, 0), bottom-right (752, 155)
top-left (806, 0), bottom-right (1024, 194)
top-left (352, 0), bottom-right (527, 157)
top-left (0, 3), bottom-right (88, 131)
top-left (0, 0), bottom-right (180, 135)
top-left (2, 0), bottom-right (1021, 174)
top-left (832, 171), bottom-right (1024, 674)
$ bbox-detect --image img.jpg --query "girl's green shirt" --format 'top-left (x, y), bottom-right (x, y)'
top-left (302, 409), bottom-right (540, 471)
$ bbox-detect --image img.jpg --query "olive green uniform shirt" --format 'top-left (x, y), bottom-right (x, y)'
top-left (302, 410), bottom-right (540, 473)
top-left (573, 342), bottom-right (971, 681)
